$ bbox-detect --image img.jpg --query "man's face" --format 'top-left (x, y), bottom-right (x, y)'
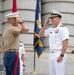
top-left (51, 17), bottom-right (60, 26)
top-left (8, 17), bottom-right (16, 26)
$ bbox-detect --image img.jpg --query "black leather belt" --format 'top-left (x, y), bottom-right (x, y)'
top-left (5, 49), bottom-right (18, 53)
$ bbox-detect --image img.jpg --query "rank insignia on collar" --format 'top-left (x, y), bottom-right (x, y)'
top-left (60, 25), bottom-right (64, 27)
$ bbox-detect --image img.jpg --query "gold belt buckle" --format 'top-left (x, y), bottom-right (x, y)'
top-left (51, 51), bottom-right (54, 53)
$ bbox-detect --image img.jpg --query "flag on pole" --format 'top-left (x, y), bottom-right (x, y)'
top-left (34, 0), bottom-right (44, 58)
top-left (12, 0), bottom-right (17, 12)
top-left (12, 0), bottom-right (18, 27)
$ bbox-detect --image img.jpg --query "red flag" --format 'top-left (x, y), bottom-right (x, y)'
top-left (12, 0), bottom-right (17, 12)
top-left (12, 0), bottom-right (18, 27)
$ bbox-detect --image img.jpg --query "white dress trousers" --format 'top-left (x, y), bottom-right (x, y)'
top-left (49, 51), bottom-right (66, 75)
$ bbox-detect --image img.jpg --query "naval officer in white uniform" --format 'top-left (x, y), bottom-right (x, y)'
top-left (39, 10), bottom-right (69, 75)
top-left (19, 41), bottom-right (25, 75)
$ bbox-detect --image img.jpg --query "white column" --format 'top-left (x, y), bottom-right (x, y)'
top-left (0, 1), bottom-right (2, 49)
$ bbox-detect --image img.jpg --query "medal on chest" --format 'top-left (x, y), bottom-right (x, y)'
top-left (55, 29), bottom-right (59, 33)
top-left (55, 29), bottom-right (59, 38)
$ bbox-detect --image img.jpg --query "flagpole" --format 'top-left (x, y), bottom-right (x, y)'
top-left (31, 49), bottom-right (37, 74)
top-left (34, 50), bottom-right (35, 70)
top-left (32, 0), bottom-right (44, 73)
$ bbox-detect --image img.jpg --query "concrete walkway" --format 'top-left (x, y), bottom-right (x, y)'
top-left (0, 52), bottom-right (74, 75)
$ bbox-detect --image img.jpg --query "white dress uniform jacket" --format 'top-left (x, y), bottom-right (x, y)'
top-left (19, 42), bottom-right (25, 75)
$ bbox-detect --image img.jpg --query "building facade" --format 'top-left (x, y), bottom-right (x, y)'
top-left (0, 0), bottom-right (74, 52)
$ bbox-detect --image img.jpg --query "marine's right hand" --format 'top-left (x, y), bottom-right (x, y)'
top-left (16, 18), bottom-right (22, 24)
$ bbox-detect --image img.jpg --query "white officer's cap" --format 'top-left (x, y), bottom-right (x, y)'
top-left (5, 12), bottom-right (19, 18)
top-left (49, 10), bottom-right (63, 18)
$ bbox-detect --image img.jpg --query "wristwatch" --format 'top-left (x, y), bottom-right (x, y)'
top-left (19, 21), bottom-right (24, 25)
top-left (60, 54), bottom-right (64, 57)
top-left (23, 64), bottom-right (25, 67)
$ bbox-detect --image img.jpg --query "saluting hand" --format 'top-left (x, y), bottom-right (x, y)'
top-left (16, 18), bottom-right (22, 24)
top-left (45, 18), bottom-right (50, 25)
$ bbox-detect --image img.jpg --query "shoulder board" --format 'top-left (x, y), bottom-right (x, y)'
top-left (19, 41), bottom-right (23, 43)
top-left (60, 25), bottom-right (64, 27)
